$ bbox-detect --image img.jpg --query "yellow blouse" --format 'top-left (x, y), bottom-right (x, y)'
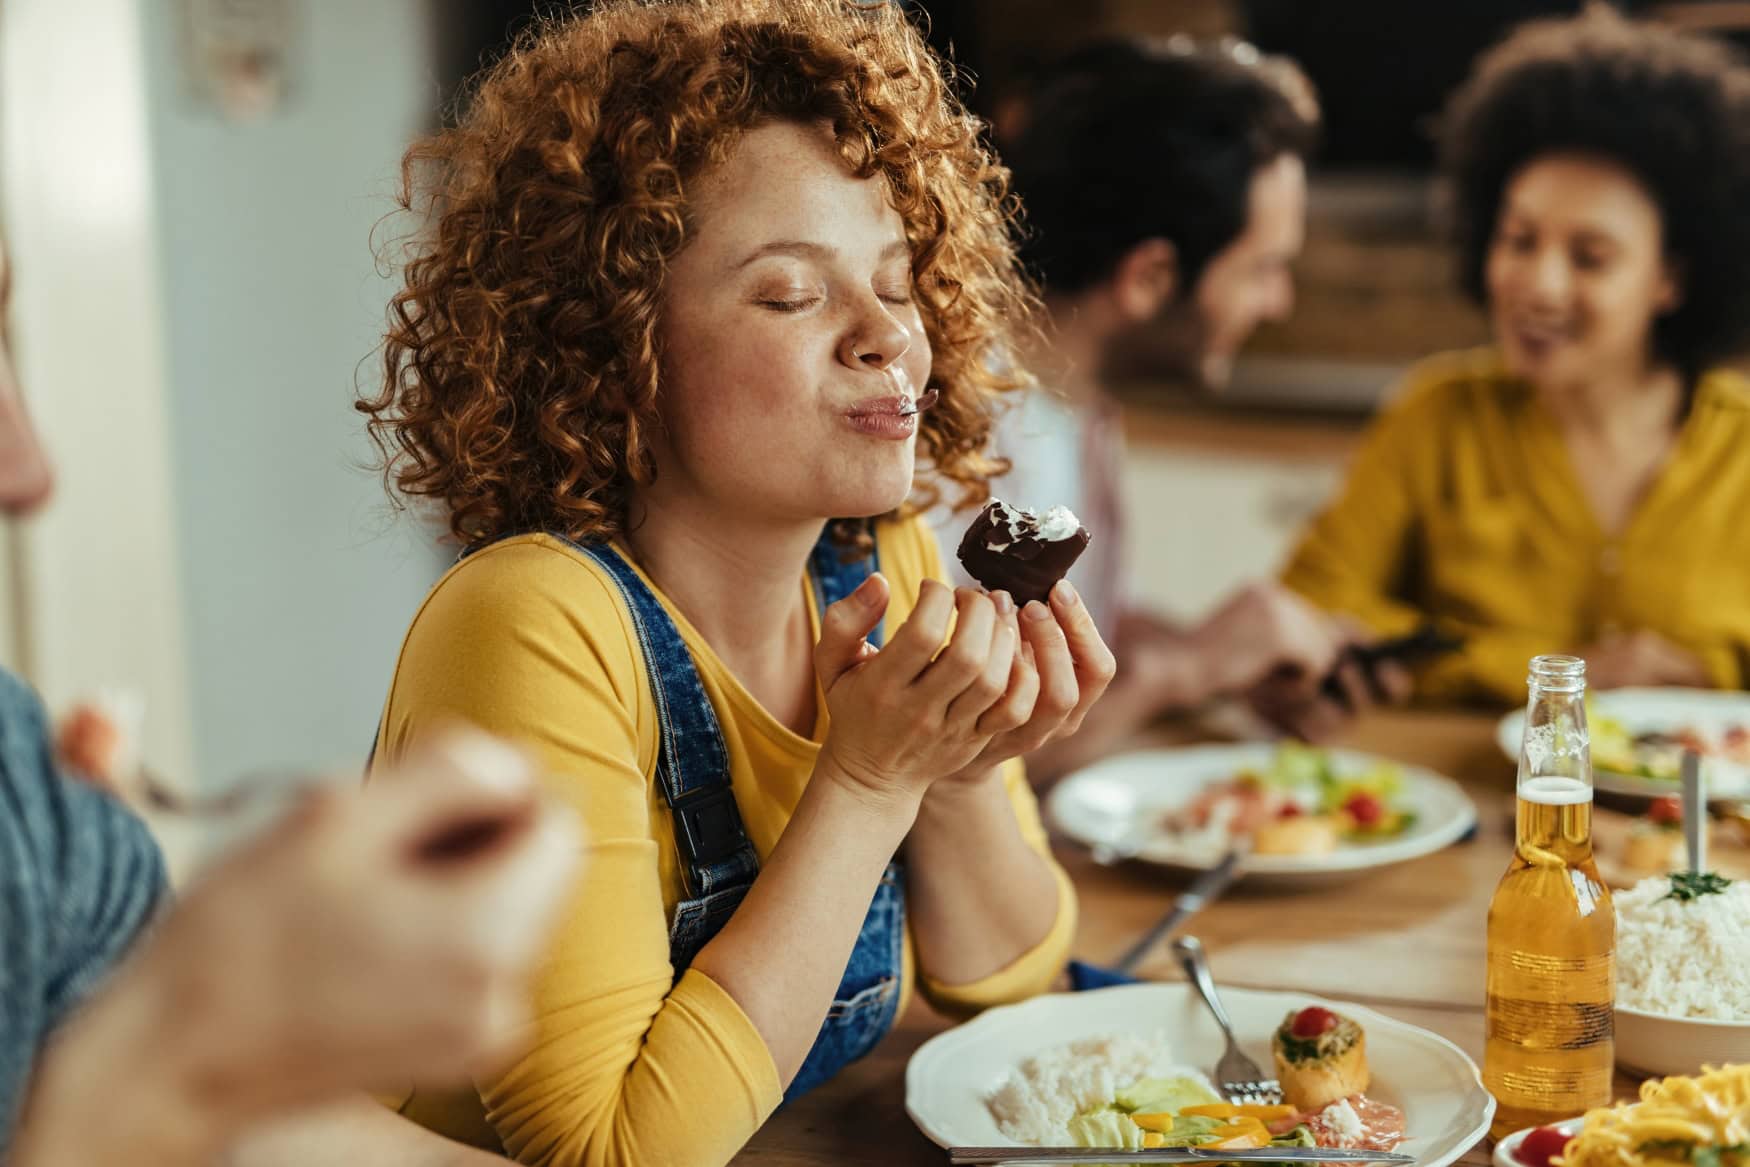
top-left (1282, 348), bottom-right (1750, 704)
top-left (373, 515), bottom-right (1075, 1166)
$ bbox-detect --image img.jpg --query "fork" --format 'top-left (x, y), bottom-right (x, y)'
top-left (1170, 935), bottom-right (1283, 1106)
top-left (132, 764), bottom-right (334, 819)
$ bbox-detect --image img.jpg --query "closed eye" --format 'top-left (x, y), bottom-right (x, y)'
top-left (759, 296), bottom-right (822, 313)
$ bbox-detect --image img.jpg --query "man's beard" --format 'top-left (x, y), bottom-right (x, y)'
top-left (1103, 295), bottom-right (1222, 393)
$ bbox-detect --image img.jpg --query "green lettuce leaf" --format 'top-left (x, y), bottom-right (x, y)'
top-left (1113, 1076), bottom-right (1221, 1115)
top-left (1066, 1110), bottom-right (1148, 1149)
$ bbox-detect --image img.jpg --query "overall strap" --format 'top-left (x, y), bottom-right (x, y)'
top-left (566, 538), bottom-right (760, 899)
top-left (807, 524), bottom-right (885, 649)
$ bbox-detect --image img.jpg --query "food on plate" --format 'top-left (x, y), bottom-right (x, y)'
top-left (986, 1012), bottom-right (1406, 1153)
top-left (1162, 744), bottom-right (1416, 857)
top-left (983, 1034), bottom-right (1210, 1146)
top-left (956, 498), bottom-right (1091, 606)
top-left (1254, 815), bottom-right (1342, 857)
top-left (1272, 1005), bottom-right (1370, 1113)
top-left (1591, 705), bottom-right (1750, 783)
top-left (1559, 1064), bottom-right (1750, 1167)
top-left (1615, 871), bottom-right (1749, 1020)
top-left (1513, 1124), bottom-right (1578, 1167)
top-left (1731, 803), bottom-right (1750, 846)
top-left (1302, 1095), bottom-right (1407, 1153)
top-left (1621, 797), bottom-right (1684, 874)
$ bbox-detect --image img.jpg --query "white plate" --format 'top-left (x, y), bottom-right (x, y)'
top-left (1615, 1003), bottom-right (1750, 1079)
top-left (905, 981), bottom-right (1495, 1167)
top-left (1492, 1116), bottom-right (1583, 1167)
top-left (1495, 688), bottom-right (1750, 801)
top-left (1046, 745), bottom-right (1479, 884)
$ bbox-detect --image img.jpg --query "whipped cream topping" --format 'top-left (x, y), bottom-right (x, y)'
top-left (981, 498), bottom-right (1083, 548)
top-left (1035, 504), bottom-right (1082, 542)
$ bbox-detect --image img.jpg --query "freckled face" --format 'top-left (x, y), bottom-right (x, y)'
top-left (652, 120), bottom-right (933, 524)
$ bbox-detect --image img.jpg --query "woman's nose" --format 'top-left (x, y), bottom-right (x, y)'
top-left (1525, 245), bottom-right (1572, 305)
top-left (837, 298), bottom-right (912, 371)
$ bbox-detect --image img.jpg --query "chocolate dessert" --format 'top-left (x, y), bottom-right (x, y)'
top-left (956, 499), bottom-right (1091, 606)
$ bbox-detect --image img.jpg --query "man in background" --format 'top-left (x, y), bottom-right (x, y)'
top-left (935, 37), bottom-right (1403, 785)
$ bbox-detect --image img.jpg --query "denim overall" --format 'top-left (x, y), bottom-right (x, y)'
top-left (555, 526), bottom-right (905, 1102)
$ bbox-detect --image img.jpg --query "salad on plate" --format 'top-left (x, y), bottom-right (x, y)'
top-left (1163, 744), bottom-right (1417, 858)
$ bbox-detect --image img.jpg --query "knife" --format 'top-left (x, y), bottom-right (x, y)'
top-left (1112, 843), bottom-right (1249, 974)
top-left (949, 1148), bottom-right (1417, 1164)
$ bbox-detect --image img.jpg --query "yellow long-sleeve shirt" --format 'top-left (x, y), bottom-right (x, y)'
top-left (1281, 348), bottom-right (1750, 705)
top-left (373, 515), bottom-right (1076, 1166)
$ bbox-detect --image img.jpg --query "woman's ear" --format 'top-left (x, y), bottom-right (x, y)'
top-left (1110, 237), bottom-right (1178, 323)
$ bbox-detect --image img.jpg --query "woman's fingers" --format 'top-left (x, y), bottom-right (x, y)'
top-left (977, 608), bottom-right (1041, 736)
top-left (878, 578), bottom-right (957, 681)
top-left (1018, 598), bottom-right (1079, 734)
top-left (947, 592), bottom-right (1020, 726)
top-left (814, 573), bottom-right (891, 689)
top-left (917, 588), bottom-right (998, 704)
top-left (1047, 580), bottom-right (1116, 734)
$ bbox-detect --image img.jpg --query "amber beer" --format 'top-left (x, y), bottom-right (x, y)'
top-left (1484, 655), bottom-right (1615, 1137)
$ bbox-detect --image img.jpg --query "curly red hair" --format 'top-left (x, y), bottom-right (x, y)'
top-left (359, 0), bottom-right (1037, 548)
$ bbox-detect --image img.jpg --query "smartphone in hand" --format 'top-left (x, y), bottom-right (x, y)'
top-left (1318, 626), bottom-right (1464, 706)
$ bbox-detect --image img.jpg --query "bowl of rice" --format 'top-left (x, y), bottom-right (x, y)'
top-left (1613, 872), bottom-right (1750, 1077)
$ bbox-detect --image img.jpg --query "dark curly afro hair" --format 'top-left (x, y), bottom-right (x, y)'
top-left (1440, 8), bottom-right (1750, 382)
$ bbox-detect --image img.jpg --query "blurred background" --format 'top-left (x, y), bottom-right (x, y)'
top-left (0, 0), bottom-right (1744, 819)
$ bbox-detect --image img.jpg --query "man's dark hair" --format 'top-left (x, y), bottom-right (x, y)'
top-left (1004, 36), bottom-right (1320, 296)
top-left (1441, 9), bottom-right (1750, 381)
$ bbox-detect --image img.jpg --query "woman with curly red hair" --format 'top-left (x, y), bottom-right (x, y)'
top-left (359, 1), bottom-right (1109, 1163)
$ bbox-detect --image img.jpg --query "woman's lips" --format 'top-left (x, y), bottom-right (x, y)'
top-left (1504, 317), bottom-right (1572, 358)
top-left (845, 395), bottom-right (919, 440)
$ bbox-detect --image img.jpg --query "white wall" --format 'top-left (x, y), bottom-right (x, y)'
top-left (0, 0), bottom-right (197, 782)
top-left (1122, 444), bottom-right (1343, 623)
top-left (140, 1), bottom-right (447, 785)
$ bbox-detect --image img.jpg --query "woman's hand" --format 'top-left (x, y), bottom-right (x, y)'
top-left (814, 575), bottom-right (1025, 805)
top-left (1579, 630), bottom-right (1709, 690)
top-left (941, 579), bottom-right (1117, 782)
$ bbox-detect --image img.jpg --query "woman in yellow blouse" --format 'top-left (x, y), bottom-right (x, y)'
top-left (355, 3), bottom-right (1111, 1165)
top-left (1283, 11), bottom-right (1750, 705)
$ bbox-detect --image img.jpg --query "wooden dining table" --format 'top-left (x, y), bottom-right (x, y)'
top-left (736, 707), bottom-right (1654, 1166)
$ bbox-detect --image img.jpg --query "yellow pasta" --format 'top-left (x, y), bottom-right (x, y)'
top-left (1561, 1066), bottom-right (1749, 1167)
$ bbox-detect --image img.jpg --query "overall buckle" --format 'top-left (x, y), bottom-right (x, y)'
top-left (670, 786), bottom-right (747, 868)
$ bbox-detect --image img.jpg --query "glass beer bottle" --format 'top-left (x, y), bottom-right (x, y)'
top-left (1484, 654), bottom-right (1615, 1137)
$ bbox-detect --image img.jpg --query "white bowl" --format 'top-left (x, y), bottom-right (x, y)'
top-left (1615, 1003), bottom-right (1750, 1078)
top-left (1492, 1117), bottom-right (1584, 1167)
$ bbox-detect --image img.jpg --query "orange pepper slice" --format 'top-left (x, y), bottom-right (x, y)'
top-left (1205, 1118), bottom-right (1271, 1149)
top-left (1143, 1132), bottom-right (1166, 1148)
top-left (1129, 1113), bottom-right (1178, 1133)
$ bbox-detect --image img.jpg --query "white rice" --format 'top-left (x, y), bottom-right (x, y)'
top-left (983, 1033), bottom-right (1207, 1146)
top-left (1615, 875), bottom-right (1750, 1020)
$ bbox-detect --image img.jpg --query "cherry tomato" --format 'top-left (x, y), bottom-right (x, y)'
top-left (1290, 1006), bottom-right (1338, 1037)
top-left (1515, 1125), bottom-right (1573, 1167)
top-left (1647, 796), bottom-right (1682, 827)
top-left (1277, 803), bottom-right (1303, 820)
top-left (1344, 792), bottom-right (1385, 828)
